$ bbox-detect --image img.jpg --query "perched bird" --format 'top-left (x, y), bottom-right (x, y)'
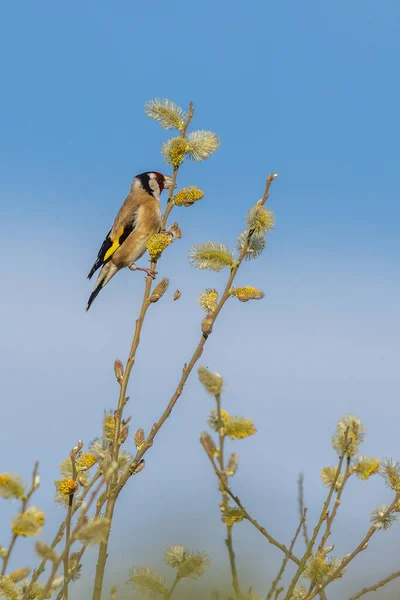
top-left (86, 171), bottom-right (174, 311)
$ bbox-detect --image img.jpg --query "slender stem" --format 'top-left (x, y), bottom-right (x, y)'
top-left (225, 527), bottom-right (240, 598)
top-left (216, 393), bottom-right (225, 471)
top-left (165, 575), bottom-right (181, 600)
top-left (44, 560), bottom-right (60, 598)
top-left (346, 569), bottom-right (400, 600)
top-left (63, 448), bottom-right (79, 600)
top-left (117, 174), bottom-right (278, 494)
top-left (92, 172), bottom-right (278, 599)
top-left (23, 471), bottom-right (102, 598)
top-left (266, 510), bottom-right (306, 600)
top-left (1, 535), bottom-right (17, 577)
top-left (162, 102), bottom-right (194, 228)
top-left (298, 474), bottom-right (309, 547)
top-left (305, 494), bottom-right (400, 600)
top-left (55, 493), bottom-right (108, 600)
top-left (181, 102), bottom-right (194, 137)
top-left (1, 462), bottom-right (39, 576)
top-left (301, 459), bottom-right (352, 600)
top-left (91, 104), bottom-right (196, 600)
top-left (215, 392), bottom-right (240, 598)
top-left (283, 445), bottom-right (348, 600)
top-left (39, 477), bottom-right (105, 599)
top-left (201, 443), bottom-right (300, 565)
top-left (56, 550), bottom-right (86, 600)
top-left (317, 457), bottom-right (352, 553)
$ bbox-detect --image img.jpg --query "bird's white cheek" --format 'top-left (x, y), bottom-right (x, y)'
top-left (149, 179), bottom-right (160, 199)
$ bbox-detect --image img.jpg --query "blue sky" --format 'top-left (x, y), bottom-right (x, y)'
top-left (1, 1), bottom-right (400, 598)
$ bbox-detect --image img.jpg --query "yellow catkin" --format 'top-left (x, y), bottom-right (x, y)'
top-left (59, 479), bottom-right (78, 495)
top-left (221, 508), bottom-right (244, 526)
top-left (146, 233), bottom-right (171, 260)
top-left (173, 186), bottom-right (204, 207)
top-left (76, 452), bottom-right (97, 471)
top-left (162, 137), bottom-right (189, 167)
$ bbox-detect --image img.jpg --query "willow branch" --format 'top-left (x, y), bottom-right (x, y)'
top-left (317, 457), bottom-right (352, 553)
top-left (55, 492), bottom-right (108, 600)
top-left (283, 439), bottom-right (349, 600)
top-left (301, 460), bottom-right (353, 600)
top-left (1, 461), bottom-right (39, 576)
top-left (201, 440), bottom-right (300, 566)
top-left (116, 174), bottom-right (278, 498)
top-left (62, 444), bottom-right (80, 600)
top-left (215, 391), bottom-right (240, 598)
top-left (298, 474), bottom-right (309, 547)
top-left (22, 470), bottom-right (102, 599)
top-left (165, 575), bottom-right (181, 600)
top-left (305, 494), bottom-right (400, 600)
top-left (92, 172), bottom-right (277, 600)
top-left (266, 510), bottom-right (306, 600)
top-left (346, 569), bottom-right (400, 600)
top-left (91, 105), bottom-right (195, 600)
top-left (39, 476), bottom-right (105, 599)
top-left (162, 101), bottom-right (194, 228)
top-left (225, 528), bottom-right (240, 598)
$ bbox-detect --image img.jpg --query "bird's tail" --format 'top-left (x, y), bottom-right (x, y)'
top-left (86, 262), bottom-right (119, 311)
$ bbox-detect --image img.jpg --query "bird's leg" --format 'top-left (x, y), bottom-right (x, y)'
top-left (129, 263), bottom-right (158, 279)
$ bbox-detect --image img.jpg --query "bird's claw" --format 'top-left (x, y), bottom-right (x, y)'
top-left (144, 268), bottom-right (158, 279)
top-left (129, 264), bottom-right (158, 279)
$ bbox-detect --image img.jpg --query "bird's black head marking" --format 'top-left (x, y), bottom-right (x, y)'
top-left (135, 172), bottom-right (153, 195)
top-left (135, 172), bottom-right (166, 197)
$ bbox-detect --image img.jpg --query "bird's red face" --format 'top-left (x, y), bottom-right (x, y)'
top-left (152, 172), bottom-right (175, 191)
top-left (135, 172), bottom-right (175, 199)
top-left (154, 172), bottom-right (166, 192)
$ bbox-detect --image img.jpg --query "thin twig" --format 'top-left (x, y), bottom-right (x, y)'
top-left (165, 575), bottom-right (181, 600)
top-left (274, 588), bottom-right (284, 600)
top-left (39, 477), bottom-right (105, 600)
top-left (266, 510), bottom-right (307, 600)
top-left (55, 492), bottom-right (108, 600)
top-left (162, 101), bottom-right (194, 228)
top-left (215, 391), bottom-right (240, 598)
top-left (22, 470), bottom-right (102, 599)
top-left (346, 570), bottom-right (400, 600)
top-left (283, 437), bottom-right (349, 600)
top-left (201, 441), bottom-right (300, 566)
top-left (225, 527), bottom-right (240, 598)
top-left (305, 494), bottom-right (400, 600)
top-left (117, 173), bottom-right (279, 492)
top-left (91, 105), bottom-right (196, 600)
top-left (1, 462), bottom-right (39, 576)
top-left (63, 444), bottom-right (80, 600)
top-left (317, 456), bottom-right (352, 553)
top-left (298, 474), bottom-right (309, 547)
top-left (92, 172), bottom-right (278, 600)
top-left (300, 458), bottom-right (353, 600)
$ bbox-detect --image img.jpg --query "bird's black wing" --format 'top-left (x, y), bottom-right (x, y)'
top-left (87, 221), bottom-right (135, 280)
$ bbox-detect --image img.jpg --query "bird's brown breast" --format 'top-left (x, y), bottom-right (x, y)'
top-left (111, 200), bottom-right (161, 267)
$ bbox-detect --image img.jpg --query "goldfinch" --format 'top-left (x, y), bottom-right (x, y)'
top-left (86, 171), bottom-right (174, 311)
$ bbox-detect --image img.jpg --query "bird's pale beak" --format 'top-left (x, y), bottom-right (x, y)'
top-left (163, 175), bottom-right (175, 190)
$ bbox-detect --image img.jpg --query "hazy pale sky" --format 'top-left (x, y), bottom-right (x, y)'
top-left (1, 1), bottom-right (399, 598)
